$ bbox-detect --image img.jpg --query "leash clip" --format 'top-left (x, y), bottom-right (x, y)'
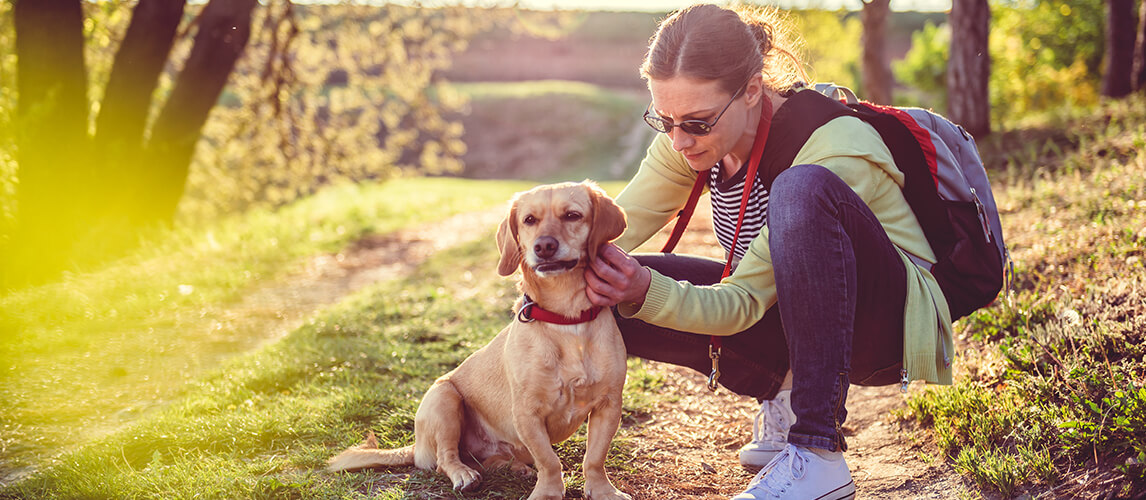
top-left (707, 344), bottom-right (722, 392)
top-left (517, 296), bottom-right (536, 323)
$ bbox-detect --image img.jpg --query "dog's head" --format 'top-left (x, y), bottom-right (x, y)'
top-left (495, 181), bottom-right (626, 277)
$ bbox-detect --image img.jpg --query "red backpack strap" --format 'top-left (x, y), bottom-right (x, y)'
top-left (660, 170), bottom-right (709, 253)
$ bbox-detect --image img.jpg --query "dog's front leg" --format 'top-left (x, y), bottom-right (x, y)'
top-left (582, 395), bottom-right (631, 500)
top-left (512, 411), bottom-right (564, 500)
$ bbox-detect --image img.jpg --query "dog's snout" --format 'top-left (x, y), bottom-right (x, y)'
top-left (534, 236), bottom-right (559, 259)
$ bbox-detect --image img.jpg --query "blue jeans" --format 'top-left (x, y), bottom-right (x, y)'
top-left (617, 164), bottom-right (906, 452)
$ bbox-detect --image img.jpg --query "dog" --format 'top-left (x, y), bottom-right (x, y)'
top-left (327, 181), bottom-right (631, 500)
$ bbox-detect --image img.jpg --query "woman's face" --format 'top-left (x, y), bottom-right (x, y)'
top-left (647, 75), bottom-right (754, 172)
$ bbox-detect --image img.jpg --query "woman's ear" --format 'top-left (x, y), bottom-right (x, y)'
top-left (585, 181), bottom-right (627, 263)
top-left (743, 73), bottom-right (766, 107)
top-left (496, 205), bottom-right (522, 276)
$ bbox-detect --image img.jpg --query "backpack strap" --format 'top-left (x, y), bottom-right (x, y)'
top-left (659, 89), bottom-right (853, 254)
top-left (755, 89), bottom-right (856, 191)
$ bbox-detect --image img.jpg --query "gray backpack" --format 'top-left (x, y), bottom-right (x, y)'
top-left (807, 83), bottom-right (1010, 319)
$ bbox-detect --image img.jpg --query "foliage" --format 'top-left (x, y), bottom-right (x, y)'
top-left (905, 95), bottom-right (1146, 497)
top-left (180, 4), bottom-right (586, 221)
top-left (792, 9), bottom-right (863, 92)
top-left (988, 0), bottom-right (1102, 125)
top-left (893, 0), bottom-right (1104, 126)
top-left (182, 4), bottom-right (489, 221)
top-left (0, 1), bottom-right (14, 252)
top-left (892, 20), bottom-right (947, 109)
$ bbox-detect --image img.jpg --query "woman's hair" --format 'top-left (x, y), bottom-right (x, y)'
top-left (640, 3), bottom-right (808, 95)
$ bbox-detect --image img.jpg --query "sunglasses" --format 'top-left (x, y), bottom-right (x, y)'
top-left (642, 81), bottom-right (748, 137)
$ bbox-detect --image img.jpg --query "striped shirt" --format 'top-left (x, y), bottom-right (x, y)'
top-left (709, 161), bottom-right (769, 262)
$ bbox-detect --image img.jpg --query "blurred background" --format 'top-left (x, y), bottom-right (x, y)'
top-left (0, 0), bottom-right (1137, 287)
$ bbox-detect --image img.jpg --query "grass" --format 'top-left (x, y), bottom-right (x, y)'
top-left (0, 213), bottom-right (656, 498)
top-left (903, 93), bottom-right (1146, 498)
top-left (448, 80), bottom-right (652, 183)
top-left (0, 177), bottom-right (645, 498)
top-left (0, 177), bottom-right (535, 476)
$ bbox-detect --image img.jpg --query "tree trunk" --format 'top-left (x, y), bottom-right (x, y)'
top-left (10, 0), bottom-right (90, 284)
top-left (947, 0), bottom-right (990, 138)
top-left (95, 0), bottom-right (186, 156)
top-left (141, 0), bottom-right (258, 224)
top-left (94, 0), bottom-right (187, 221)
top-left (861, 0), bottom-right (893, 104)
top-left (1102, 0), bottom-right (1137, 97)
top-left (1132, 0), bottom-right (1146, 91)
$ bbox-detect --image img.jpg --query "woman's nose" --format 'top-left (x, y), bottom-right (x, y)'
top-left (670, 128), bottom-right (694, 151)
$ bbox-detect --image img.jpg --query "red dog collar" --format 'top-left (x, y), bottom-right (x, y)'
top-left (517, 295), bottom-right (603, 325)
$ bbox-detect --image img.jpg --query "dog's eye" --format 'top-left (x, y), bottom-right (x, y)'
top-left (523, 214), bottom-right (538, 225)
top-left (563, 211), bottom-right (583, 221)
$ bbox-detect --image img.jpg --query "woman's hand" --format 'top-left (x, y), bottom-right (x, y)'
top-left (585, 243), bottom-right (652, 307)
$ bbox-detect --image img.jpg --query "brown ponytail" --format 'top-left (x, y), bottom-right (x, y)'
top-left (640, 3), bottom-right (809, 95)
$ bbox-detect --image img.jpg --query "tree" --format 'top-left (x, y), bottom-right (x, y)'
top-left (8, 0), bottom-right (259, 286)
top-left (861, 0), bottom-right (893, 104)
top-left (1102, 0), bottom-right (1137, 97)
top-left (947, 0), bottom-right (990, 138)
top-left (1133, 0), bottom-right (1146, 91)
top-left (12, 0), bottom-right (90, 281)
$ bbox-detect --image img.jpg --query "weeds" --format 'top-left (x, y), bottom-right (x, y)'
top-left (907, 94), bottom-right (1146, 497)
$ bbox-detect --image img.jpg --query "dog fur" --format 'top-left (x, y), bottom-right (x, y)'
top-left (327, 181), bottom-right (631, 500)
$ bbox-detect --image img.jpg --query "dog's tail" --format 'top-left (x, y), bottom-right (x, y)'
top-left (326, 432), bottom-right (416, 472)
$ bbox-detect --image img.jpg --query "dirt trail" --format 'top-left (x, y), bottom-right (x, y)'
top-left (311, 195), bottom-right (972, 499)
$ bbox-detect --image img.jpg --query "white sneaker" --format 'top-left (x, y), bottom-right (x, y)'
top-left (739, 389), bottom-right (796, 468)
top-left (731, 444), bottom-right (855, 500)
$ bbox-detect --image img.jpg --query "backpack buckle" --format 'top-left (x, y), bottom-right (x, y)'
top-left (970, 187), bottom-right (992, 242)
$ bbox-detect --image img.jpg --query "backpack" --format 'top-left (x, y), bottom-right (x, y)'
top-left (663, 83), bottom-right (1010, 320)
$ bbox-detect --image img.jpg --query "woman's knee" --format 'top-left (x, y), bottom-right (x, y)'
top-left (770, 164), bottom-right (842, 203)
top-left (768, 164), bottom-right (848, 233)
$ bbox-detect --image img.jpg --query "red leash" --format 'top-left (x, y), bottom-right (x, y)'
top-left (661, 96), bottom-right (774, 391)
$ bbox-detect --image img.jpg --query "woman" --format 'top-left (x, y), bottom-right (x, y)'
top-left (584, 4), bottom-right (954, 499)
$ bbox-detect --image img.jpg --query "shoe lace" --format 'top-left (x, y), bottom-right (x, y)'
top-left (746, 445), bottom-right (808, 497)
top-left (750, 397), bottom-right (789, 444)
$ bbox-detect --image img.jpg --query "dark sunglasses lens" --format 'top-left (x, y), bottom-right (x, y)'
top-left (680, 121), bottom-right (712, 136)
top-left (644, 115), bottom-right (671, 133)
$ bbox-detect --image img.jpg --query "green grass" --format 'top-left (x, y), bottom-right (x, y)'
top-left (0, 177), bottom-right (642, 498)
top-left (0, 213), bottom-right (655, 499)
top-left (903, 93), bottom-right (1146, 498)
top-left (0, 177), bottom-right (535, 476)
top-left (448, 80), bottom-right (651, 183)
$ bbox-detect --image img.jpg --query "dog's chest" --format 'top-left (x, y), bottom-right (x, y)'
top-left (549, 356), bottom-right (607, 419)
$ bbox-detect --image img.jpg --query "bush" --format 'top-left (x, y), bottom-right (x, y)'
top-left (893, 0), bottom-right (1104, 126)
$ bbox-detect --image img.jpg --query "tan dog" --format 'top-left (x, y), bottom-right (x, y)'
top-left (327, 181), bottom-right (631, 500)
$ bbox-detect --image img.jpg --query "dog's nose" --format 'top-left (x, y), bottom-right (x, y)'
top-left (534, 236), bottom-right (559, 259)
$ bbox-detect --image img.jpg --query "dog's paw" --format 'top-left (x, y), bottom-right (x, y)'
top-left (525, 491), bottom-right (564, 500)
top-left (449, 466), bottom-right (481, 491)
top-left (509, 461), bottom-right (535, 478)
top-left (585, 488), bottom-right (632, 500)
top-left (585, 480), bottom-right (632, 500)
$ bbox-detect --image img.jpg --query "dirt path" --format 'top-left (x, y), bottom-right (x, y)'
top-left (311, 195), bottom-right (973, 499)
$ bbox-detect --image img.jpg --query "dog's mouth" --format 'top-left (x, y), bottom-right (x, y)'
top-left (533, 259), bottom-right (580, 274)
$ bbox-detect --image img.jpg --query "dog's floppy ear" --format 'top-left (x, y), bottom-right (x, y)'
top-left (496, 204), bottom-right (522, 276)
top-left (585, 181), bottom-right (627, 263)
